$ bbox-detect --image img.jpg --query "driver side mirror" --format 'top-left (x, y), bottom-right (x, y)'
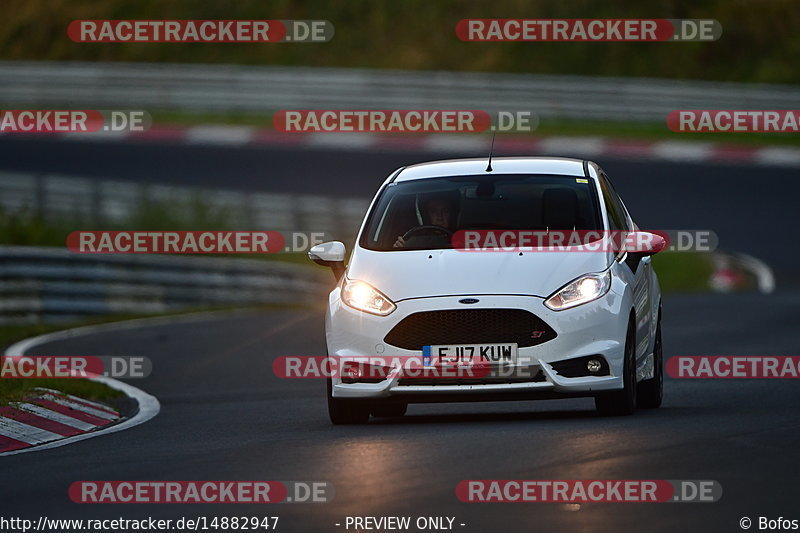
top-left (308, 241), bottom-right (347, 281)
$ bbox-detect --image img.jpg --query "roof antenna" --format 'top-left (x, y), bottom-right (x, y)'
top-left (485, 130), bottom-right (496, 172)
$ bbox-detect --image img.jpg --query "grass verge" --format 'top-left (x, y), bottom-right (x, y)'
top-left (0, 379), bottom-right (124, 407)
top-left (1, 0), bottom-right (798, 84)
top-left (650, 251), bottom-right (714, 293)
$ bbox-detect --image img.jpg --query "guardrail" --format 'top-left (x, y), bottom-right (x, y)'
top-left (0, 171), bottom-right (370, 239)
top-left (1, 61), bottom-right (799, 122)
top-left (0, 171), bottom-right (360, 325)
top-left (0, 170), bottom-right (366, 325)
top-left (0, 246), bottom-right (331, 326)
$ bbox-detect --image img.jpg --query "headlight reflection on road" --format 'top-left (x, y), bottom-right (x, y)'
top-left (326, 439), bottom-right (426, 509)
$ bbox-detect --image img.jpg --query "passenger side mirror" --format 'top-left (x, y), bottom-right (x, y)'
top-left (308, 241), bottom-right (347, 281)
top-left (624, 231), bottom-right (669, 257)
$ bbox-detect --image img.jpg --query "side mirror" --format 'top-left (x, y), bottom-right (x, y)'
top-left (624, 231), bottom-right (669, 257)
top-left (308, 241), bottom-right (346, 281)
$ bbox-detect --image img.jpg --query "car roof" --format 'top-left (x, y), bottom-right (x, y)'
top-left (394, 157), bottom-right (590, 182)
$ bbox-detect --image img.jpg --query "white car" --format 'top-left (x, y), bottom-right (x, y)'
top-left (309, 157), bottom-right (665, 424)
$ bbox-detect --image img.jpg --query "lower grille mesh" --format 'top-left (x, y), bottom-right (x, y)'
top-left (384, 308), bottom-right (557, 351)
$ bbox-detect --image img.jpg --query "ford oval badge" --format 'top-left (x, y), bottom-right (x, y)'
top-left (459, 298), bottom-right (480, 304)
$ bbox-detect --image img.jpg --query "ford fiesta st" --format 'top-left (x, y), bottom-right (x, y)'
top-left (309, 157), bottom-right (665, 424)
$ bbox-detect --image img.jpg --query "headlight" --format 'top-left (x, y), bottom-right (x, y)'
top-left (544, 270), bottom-right (611, 311)
top-left (341, 279), bottom-right (396, 316)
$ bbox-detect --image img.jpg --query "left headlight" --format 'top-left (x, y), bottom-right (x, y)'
top-left (341, 278), bottom-right (396, 316)
top-left (544, 270), bottom-right (611, 311)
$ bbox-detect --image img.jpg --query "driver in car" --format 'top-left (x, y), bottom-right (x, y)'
top-left (393, 193), bottom-right (459, 248)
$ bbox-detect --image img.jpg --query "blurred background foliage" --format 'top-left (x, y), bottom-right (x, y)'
top-left (0, 0), bottom-right (797, 82)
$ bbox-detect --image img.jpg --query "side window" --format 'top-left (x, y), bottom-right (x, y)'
top-left (599, 174), bottom-right (627, 232)
top-left (602, 172), bottom-right (634, 229)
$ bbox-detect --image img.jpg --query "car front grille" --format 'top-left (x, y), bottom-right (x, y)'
top-left (384, 308), bottom-right (557, 351)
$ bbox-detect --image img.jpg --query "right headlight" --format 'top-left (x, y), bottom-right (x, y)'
top-left (341, 278), bottom-right (396, 316)
top-left (544, 270), bottom-right (611, 311)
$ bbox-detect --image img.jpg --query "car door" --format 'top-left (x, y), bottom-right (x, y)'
top-left (598, 171), bottom-right (653, 372)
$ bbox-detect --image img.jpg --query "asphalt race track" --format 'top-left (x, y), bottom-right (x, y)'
top-left (2, 138), bottom-right (799, 532)
top-left (3, 293), bottom-right (800, 532)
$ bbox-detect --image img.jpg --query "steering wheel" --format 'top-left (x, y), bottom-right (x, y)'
top-left (402, 225), bottom-right (453, 240)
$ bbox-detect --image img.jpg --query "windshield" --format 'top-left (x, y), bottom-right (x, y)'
top-left (360, 174), bottom-right (603, 251)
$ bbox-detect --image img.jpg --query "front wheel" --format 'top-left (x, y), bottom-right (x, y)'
top-left (595, 321), bottom-right (637, 416)
top-left (637, 311), bottom-right (663, 409)
top-left (327, 378), bottom-right (370, 424)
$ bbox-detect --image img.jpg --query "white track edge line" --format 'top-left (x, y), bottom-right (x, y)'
top-left (734, 253), bottom-right (777, 294)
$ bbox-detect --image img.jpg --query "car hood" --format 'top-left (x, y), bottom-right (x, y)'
top-left (346, 247), bottom-right (613, 301)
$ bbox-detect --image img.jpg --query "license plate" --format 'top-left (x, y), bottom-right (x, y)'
top-left (423, 343), bottom-right (518, 366)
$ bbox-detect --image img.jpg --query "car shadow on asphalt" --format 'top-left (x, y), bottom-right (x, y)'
top-left (367, 408), bottom-right (624, 425)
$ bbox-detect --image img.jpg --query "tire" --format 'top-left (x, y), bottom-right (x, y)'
top-left (637, 310), bottom-right (663, 409)
top-left (327, 378), bottom-right (370, 424)
top-left (595, 320), bottom-right (637, 416)
top-left (370, 402), bottom-right (408, 418)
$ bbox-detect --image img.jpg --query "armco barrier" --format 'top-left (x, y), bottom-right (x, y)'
top-left (0, 61), bottom-right (798, 122)
top-left (0, 246), bottom-right (331, 325)
top-left (0, 171), bottom-right (370, 239)
top-left (0, 171), bottom-right (363, 326)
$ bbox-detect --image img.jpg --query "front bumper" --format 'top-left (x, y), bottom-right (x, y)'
top-left (326, 291), bottom-right (629, 400)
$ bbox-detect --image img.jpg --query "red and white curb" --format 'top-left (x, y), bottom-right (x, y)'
top-left (710, 252), bottom-right (776, 294)
top-left (0, 388), bottom-right (121, 453)
top-left (0, 310), bottom-right (267, 456)
top-left (5, 125), bottom-right (800, 167)
top-left (2, 330), bottom-right (161, 457)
